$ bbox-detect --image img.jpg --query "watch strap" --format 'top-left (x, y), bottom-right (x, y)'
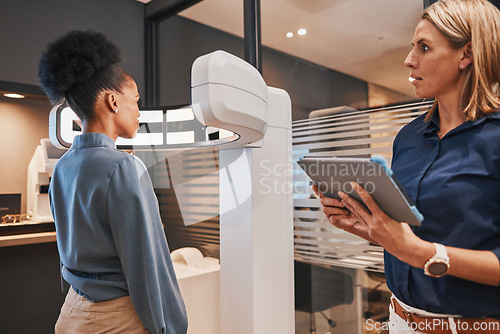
top-left (434, 243), bottom-right (448, 260)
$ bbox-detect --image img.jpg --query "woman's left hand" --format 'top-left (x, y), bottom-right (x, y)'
top-left (339, 181), bottom-right (428, 267)
top-left (342, 182), bottom-right (500, 286)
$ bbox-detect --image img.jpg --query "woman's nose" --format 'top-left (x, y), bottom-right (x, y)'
top-left (404, 49), bottom-right (416, 68)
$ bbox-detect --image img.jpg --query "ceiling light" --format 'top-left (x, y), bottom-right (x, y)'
top-left (4, 93), bottom-right (25, 99)
top-left (297, 28), bottom-right (307, 36)
top-left (286, 32), bottom-right (294, 38)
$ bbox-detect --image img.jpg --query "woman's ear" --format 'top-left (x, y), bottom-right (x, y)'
top-left (460, 42), bottom-right (473, 70)
top-left (106, 92), bottom-right (118, 113)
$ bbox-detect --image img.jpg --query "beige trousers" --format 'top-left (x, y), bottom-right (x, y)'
top-left (55, 288), bottom-right (149, 334)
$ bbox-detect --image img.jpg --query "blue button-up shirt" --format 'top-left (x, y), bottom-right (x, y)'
top-left (387, 109), bottom-right (500, 317)
top-left (49, 133), bottom-right (187, 333)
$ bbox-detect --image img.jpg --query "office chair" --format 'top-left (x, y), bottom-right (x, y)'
top-left (295, 260), bottom-right (354, 333)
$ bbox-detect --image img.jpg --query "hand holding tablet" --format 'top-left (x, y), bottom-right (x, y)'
top-left (297, 155), bottom-right (423, 226)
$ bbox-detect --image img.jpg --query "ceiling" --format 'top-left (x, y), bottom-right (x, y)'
top-left (139, 0), bottom-right (424, 97)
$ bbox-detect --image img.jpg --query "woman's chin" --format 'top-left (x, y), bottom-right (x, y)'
top-left (119, 132), bottom-right (138, 140)
top-left (413, 90), bottom-right (430, 99)
top-left (412, 87), bottom-right (435, 100)
top-left (128, 129), bottom-right (139, 139)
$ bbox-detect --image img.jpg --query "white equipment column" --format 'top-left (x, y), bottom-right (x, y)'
top-left (219, 87), bottom-right (293, 334)
top-left (191, 50), bottom-right (294, 334)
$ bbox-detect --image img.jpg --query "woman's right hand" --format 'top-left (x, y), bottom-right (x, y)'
top-left (311, 184), bottom-right (375, 243)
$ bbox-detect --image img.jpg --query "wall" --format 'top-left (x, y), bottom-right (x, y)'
top-left (157, 16), bottom-right (368, 121)
top-left (0, 0), bottom-right (146, 209)
top-left (0, 1), bottom-right (145, 332)
top-left (157, 16), bottom-right (244, 107)
top-left (0, 0), bottom-right (145, 96)
top-left (0, 96), bottom-right (52, 213)
top-left (0, 96), bottom-right (63, 334)
top-left (368, 83), bottom-right (413, 108)
top-left (263, 49), bottom-right (368, 120)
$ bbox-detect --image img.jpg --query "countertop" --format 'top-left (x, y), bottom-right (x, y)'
top-left (0, 221), bottom-right (56, 247)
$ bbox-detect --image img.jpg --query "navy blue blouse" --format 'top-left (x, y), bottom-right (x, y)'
top-left (387, 109), bottom-right (500, 317)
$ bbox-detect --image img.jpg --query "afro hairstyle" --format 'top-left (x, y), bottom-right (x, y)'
top-left (37, 30), bottom-right (130, 121)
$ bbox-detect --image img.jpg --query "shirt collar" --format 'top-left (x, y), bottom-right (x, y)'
top-left (71, 133), bottom-right (116, 150)
top-left (418, 108), bottom-right (500, 136)
top-left (418, 110), bottom-right (439, 135)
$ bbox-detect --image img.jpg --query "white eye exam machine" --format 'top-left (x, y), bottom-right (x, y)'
top-left (48, 50), bottom-right (294, 334)
top-left (27, 138), bottom-right (66, 222)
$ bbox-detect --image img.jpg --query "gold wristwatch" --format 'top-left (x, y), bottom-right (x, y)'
top-left (424, 243), bottom-right (450, 278)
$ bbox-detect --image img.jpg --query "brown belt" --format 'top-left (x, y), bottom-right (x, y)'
top-left (391, 298), bottom-right (500, 334)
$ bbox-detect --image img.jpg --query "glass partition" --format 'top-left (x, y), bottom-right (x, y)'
top-left (292, 101), bottom-right (431, 333)
top-left (153, 1), bottom-right (428, 332)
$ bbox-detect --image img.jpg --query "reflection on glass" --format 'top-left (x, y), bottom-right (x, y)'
top-left (60, 106), bottom-right (80, 144)
top-left (149, 1), bottom-right (427, 332)
top-left (166, 131), bottom-right (195, 144)
top-left (166, 107), bottom-right (195, 122)
top-left (119, 109), bottom-right (165, 146)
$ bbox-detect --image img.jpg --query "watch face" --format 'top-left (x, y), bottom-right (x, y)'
top-left (429, 261), bottom-right (448, 276)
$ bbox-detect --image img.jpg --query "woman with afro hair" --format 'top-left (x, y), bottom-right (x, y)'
top-left (38, 30), bottom-right (187, 334)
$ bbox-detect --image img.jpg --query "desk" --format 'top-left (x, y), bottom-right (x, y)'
top-left (0, 234), bottom-right (64, 333)
top-left (0, 221), bottom-right (56, 247)
top-left (0, 231), bottom-right (56, 247)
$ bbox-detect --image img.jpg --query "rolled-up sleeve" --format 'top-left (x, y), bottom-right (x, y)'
top-left (492, 247), bottom-right (500, 264)
top-left (107, 155), bottom-right (187, 334)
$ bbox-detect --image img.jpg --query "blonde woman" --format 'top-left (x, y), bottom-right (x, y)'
top-left (315, 0), bottom-right (500, 333)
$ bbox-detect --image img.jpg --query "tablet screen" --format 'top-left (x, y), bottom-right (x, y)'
top-left (297, 156), bottom-right (422, 226)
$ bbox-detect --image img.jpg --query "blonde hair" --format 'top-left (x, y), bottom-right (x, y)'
top-left (423, 0), bottom-right (500, 121)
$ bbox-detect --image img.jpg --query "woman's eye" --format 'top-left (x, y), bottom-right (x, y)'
top-left (422, 44), bottom-right (429, 52)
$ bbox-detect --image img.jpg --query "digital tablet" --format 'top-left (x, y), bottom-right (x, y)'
top-left (297, 155), bottom-right (423, 226)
